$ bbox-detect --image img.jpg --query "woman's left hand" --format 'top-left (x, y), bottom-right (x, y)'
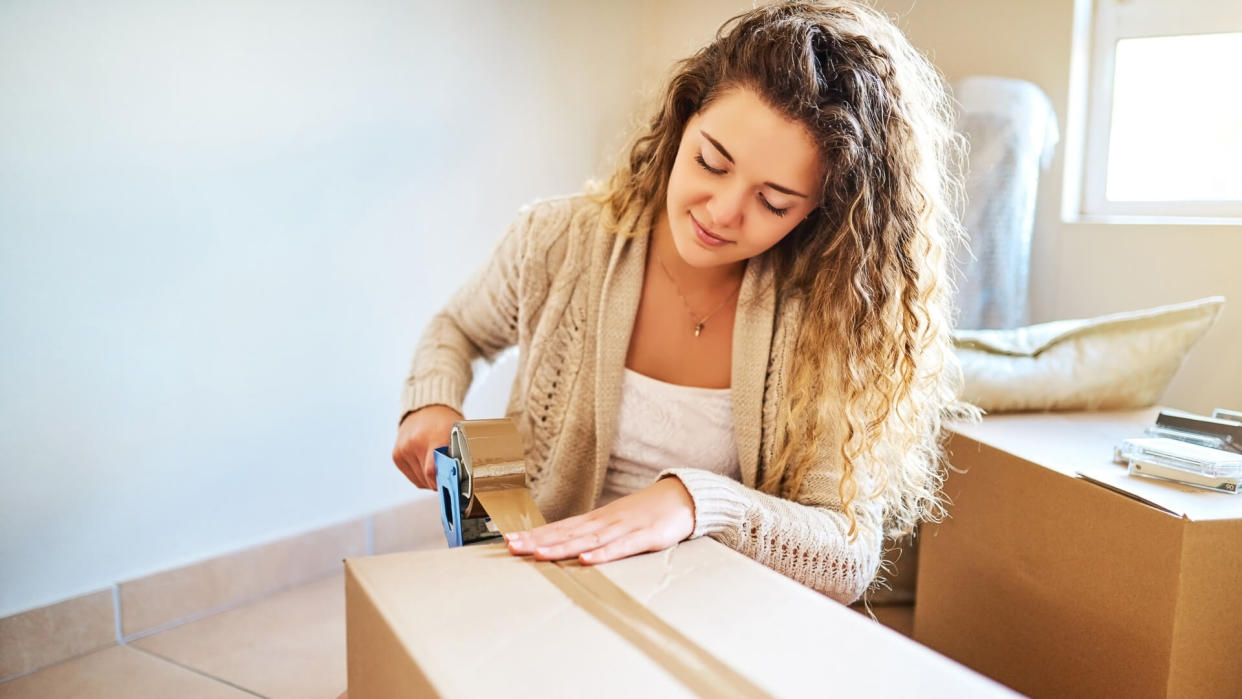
top-left (504, 476), bottom-right (696, 564)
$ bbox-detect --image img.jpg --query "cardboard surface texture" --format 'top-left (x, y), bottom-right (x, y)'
top-left (346, 537), bottom-right (1013, 698)
top-left (916, 409), bottom-right (1242, 699)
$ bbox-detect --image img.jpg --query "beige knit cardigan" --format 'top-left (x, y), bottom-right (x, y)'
top-left (402, 194), bottom-right (882, 603)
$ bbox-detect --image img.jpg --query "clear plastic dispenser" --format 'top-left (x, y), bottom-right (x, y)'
top-left (1114, 437), bottom-right (1242, 494)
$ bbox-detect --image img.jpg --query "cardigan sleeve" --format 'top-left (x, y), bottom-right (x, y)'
top-left (399, 206), bottom-right (537, 421)
top-left (656, 461), bottom-right (884, 605)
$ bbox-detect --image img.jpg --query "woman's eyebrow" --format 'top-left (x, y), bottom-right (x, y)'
top-left (700, 129), bottom-right (810, 199)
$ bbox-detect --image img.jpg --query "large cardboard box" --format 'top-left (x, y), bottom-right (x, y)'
top-left (345, 536), bottom-right (1013, 697)
top-left (915, 409), bottom-right (1242, 698)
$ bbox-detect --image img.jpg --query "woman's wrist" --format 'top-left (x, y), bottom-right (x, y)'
top-left (657, 469), bottom-right (750, 540)
top-left (653, 475), bottom-right (696, 543)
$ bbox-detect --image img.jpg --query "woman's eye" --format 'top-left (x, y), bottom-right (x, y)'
top-left (760, 195), bottom-right (790, 217)
top-left (694, 153), bottom-right (726, 175)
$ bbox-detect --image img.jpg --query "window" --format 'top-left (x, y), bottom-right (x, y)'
top-left (1080, 0), bottom-right (1242, 219)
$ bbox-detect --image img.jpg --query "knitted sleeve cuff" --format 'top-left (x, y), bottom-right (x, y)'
top-left (657, 468), bottom-right (751, 540)
top-left (399, 374), bottom-right (469, 425)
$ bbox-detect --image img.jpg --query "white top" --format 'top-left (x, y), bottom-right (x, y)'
top-left (599, 368), bottom-right (741, 507)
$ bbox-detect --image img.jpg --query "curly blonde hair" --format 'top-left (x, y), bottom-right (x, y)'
top-left (593, 0), bottom-right (974, 539)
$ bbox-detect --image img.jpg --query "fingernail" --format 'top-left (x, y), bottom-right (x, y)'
top-left (504, 533), bottom-right (516, 541)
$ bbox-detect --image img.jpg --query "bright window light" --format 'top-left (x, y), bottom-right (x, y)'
top-left (1105, 32), bottom-right (1242, 202)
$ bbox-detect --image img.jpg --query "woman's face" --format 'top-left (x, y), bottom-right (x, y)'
top-left (665, 86), bottom-right (824, 269)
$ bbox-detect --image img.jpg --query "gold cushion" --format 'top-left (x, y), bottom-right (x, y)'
top-left (954, 297), bottom-right (1224, 412)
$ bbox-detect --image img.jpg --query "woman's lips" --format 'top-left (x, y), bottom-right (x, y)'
top-left (690, 213), bottom-right (732, 247)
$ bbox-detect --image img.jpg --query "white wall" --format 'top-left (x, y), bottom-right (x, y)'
top-left (0, 0), bottom-right (643, 618)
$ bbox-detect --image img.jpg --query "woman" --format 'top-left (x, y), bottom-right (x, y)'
top-left (392, 0), bottom-right (970, 604)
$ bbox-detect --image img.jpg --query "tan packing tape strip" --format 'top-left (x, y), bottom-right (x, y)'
top-left (473, 481), bottom-right (772, 698)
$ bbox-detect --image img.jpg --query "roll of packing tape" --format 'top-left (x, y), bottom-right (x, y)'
top-left (449, 418), bottom-right (771, 699)
top-left (450, 419), bottom-right (531, 522)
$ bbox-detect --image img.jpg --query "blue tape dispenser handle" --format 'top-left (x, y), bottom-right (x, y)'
top-left (434, 446), bottom-right (466, 548)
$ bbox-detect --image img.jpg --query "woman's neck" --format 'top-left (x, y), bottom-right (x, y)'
top-left (650, 208), bottom-right (745, 293)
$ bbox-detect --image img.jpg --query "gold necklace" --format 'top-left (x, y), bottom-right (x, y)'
top-left (653, 250), bottom-right (741, 337)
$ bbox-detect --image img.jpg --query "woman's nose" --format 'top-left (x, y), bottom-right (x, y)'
top-left (705, 185), bottom-right (745, 229)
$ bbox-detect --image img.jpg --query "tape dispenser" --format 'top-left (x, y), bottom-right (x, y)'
top-left (433, 418), bottom-right (528, 547)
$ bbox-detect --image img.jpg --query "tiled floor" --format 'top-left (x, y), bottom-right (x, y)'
top-left (1, 574), bottom-right (346, 699)
top-left (1, 573), bottom-right (345, 699)
top-left (0, 644), bottom-right (255, 699)
top-left (1, 531), bottom-right (912, 698)
top-left (132, 575), bottom-right (346, 698)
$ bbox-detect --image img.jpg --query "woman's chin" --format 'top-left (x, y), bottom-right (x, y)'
top-left (672, 244), bottom-right (712, 269)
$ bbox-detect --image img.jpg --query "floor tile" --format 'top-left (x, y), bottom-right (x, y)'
top-left (0, 645), bottom-right (251, 699)
top-left (0, 589), bottom-right (115, 680)
top-left (132, 574), bottom-right (345, 699)
top-left (120, 520), bottom-right (365, 638)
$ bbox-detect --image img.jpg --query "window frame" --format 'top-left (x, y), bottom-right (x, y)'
top-left (1080, 0), bottom-right (1242, 220)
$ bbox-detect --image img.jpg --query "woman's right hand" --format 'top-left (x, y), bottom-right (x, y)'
top-left (392, 405), bottom-right (464, 490)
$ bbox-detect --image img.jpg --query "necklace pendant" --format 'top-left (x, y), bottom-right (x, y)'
top-left (694, 322), bottom-right (704, 337)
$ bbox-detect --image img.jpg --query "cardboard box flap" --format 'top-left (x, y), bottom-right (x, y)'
top-left (949, 408), bottom-right (1242, 520)
top-left (1076, 465), bottom-right (1242, 521)
top-left (948, 409), bottom-right (1160, 478)
top-left (346, 537), bottom-right (1014, 697)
